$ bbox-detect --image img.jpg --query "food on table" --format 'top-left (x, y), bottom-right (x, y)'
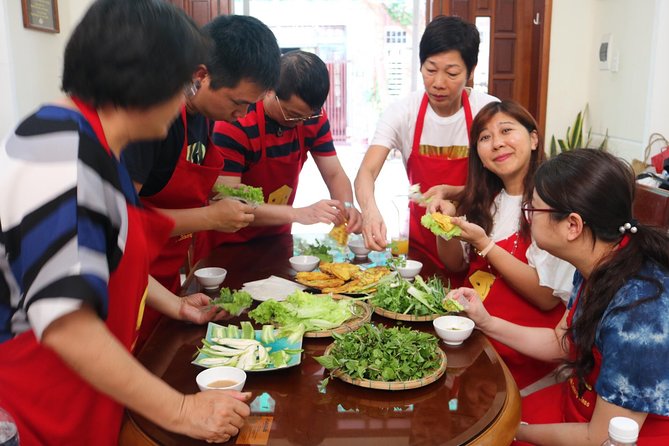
top-left (319, 262), bottom-right (360, 281)
top-left (315, 323), bottom-right (443, 387)
top-left (213, 183), bottom-right (264, 205)
top-left (371, 274), bottom-right (451, 317)
top-left (194, 322), bottom-right (302, 370)
top-left (249, 291), bottom-right (363, 342)
top-left (329, 223), bottom-right (349, 246)
top-left (295, 262), bottom-right (391, 294)
top-left (421, 212), bottom-right (462, 239)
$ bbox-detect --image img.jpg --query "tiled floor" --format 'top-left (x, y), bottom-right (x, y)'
top-left (292, 143), bottom-right (409, 236)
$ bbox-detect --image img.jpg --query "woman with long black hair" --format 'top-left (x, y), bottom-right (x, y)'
top-left (452, 149), bottom-right (669, 444)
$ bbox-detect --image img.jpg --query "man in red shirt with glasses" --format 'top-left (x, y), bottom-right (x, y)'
top-left (200, 50), bottom-right (361, 250)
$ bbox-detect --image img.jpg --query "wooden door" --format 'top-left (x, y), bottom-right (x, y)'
top-left (167, 0), bottom-right (232, 26)
top-left (427, 0), bottom-right (551, 133)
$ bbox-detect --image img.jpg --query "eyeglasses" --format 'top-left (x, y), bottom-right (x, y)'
top-left (275, 96), bottom-right (323, 122)
top-left (520, 202), bottom-right (562, 224)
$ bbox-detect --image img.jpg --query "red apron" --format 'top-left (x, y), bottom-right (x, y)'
top-left (138, 107), bottom-right (223, 345)
top-left (518, 286), bottom-right (669, 445)
top-left (203, 100), bottom-right (307, 248)
top-left (467, 233), bottom-right (564, 390)
top-left (0, 99), bottom-right (173, 446)
top-left (406, 91), bottom-right (471, 285)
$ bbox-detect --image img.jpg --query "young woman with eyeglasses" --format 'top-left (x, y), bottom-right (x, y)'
top-left (451, 149), bottom-right (669, 445)
top-left (429, 100), bottom-right (575, 391)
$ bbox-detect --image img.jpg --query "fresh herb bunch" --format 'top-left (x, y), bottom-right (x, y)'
top-left (213, 184), bottom-right (264, 205)
top-left (211, 288), bottom-right (253, 316)
top-left (316, 323), bottom-right (441, 385)
top-left (371, 274), bottom-right (449, 316)
top-left (385, 256), bottom-right (407, 270)
top-left (296, 240), bottom-right (333, 263)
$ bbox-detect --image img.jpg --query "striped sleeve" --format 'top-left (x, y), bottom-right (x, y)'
top-left (213, 120), bottom-right (255, 177)
top-left (305, 111), bottom-right (336, 156)
top-left (0, 109), bottom-right (127, 340)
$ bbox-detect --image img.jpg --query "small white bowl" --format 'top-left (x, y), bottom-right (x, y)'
top-left (348, 238), bottom-right (371, 257)
top-left (397, 260), bottom-right (423, 279)
top-left (196, 366), bottom-right (247, 392)
top-left (433, 315), bottom-right (475, 346)
top-left (194, 267), bottom-right (227, 290)
top-left (289, 255), bottom-right (320, 272)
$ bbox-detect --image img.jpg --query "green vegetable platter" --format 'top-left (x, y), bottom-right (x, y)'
top-left (192, 322), bottom-right (302, 372)
top-left (316, 323), bottom-right (447, 391)
top-left (370, 274), bottom-right (454, 322)
top-left (248, 291), bottom-right (372, 341)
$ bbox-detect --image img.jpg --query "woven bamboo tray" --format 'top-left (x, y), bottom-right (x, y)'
top-left (373, 306), bottom-right (443, 322)
top-left (304, 298), bottom-right (372, 338)
top-left (323, 343), bottom-right (447, 390)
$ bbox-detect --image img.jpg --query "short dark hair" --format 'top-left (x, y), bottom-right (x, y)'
top-left (419, 15), bottom-right (480, 76)
top-left (62, 0), bottom-right (207, 108)
top-left (275, 51), bottom-right (330, 111)
top-left (202, 15), bottom-right (281, 91)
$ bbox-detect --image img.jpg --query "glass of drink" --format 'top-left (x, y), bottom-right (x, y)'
top-left (390, 196), bottom-right (410, 256)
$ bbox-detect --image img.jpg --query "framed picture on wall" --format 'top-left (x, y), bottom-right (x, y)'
top-left (21, 0), bottom-right (60, 33)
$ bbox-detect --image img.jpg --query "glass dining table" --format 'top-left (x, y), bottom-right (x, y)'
top-left (119, 234), bottom-right (520, 445)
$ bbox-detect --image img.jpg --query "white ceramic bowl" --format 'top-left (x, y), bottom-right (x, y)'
top-left (397, 260), bottom-right (423, 279)
top-left (196, 366), bottom-right (247, 392)
top-left (433, 315), bottom-right (475, 346)
top-left (194, 267), bottom-right (227, 290)
top-left (289, 255), bottom-right (320, 272)
top-left (348, 238), bottom-right (371, 257)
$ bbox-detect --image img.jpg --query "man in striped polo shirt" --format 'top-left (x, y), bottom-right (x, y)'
top-left (204, 50), bottom-right (362, 246)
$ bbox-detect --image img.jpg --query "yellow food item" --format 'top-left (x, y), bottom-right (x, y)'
top-left (295, 277), bottom-right (346, 289)
top-left (320, 262), bottom-right (361, 281)
top-left (355, 266), bottom-right (391, 285)
top-left (390, 238), bottom-right (409, 255)
top-left (295, 271), bottom-right (332, 282)
top-left (329, 223), bottom-right (349, 246)
top-left (430, 213), bottom-right (456, 232)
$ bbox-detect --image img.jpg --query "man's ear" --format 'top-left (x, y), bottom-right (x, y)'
top-left (192, 65), bottom-right (208, 86)
top-left (468, 65), bottom-right (477, 83)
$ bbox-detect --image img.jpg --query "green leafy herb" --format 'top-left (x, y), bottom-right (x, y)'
top-left (212, 288), bottom-right (253, 316)
top-left (385, 256), bottom-right (407, 270)
top-left (442, 297), bottom-right (464, 313)
top-left (315, 323), bottom-right (441, 385)
top-left (296, 240), bottom-right (333, 263)
top-left (213, 184), bottom-right (264, 205)
top-left (371, 274), bottom-right (449, 316)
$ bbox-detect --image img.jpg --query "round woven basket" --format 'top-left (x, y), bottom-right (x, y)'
top-left (323, 344), bottom-right (447, 391)
top-left (373, 306), bottom-right (442, 322)
top-left (304, 300), bottom-right (372, 338)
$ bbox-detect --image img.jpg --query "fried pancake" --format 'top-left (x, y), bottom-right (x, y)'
top-left (356, 266), bottom-right (391, 285)
top-left (329, 224), bottom-right (349, 246)
top-left (320, 262), bottom-right (361, 281)
top-left (296, 277), bottom-right (346, 289)
top-left (295, 271), bottom-right (333, 282)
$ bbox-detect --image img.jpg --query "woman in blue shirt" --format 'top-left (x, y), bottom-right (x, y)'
top-left (451, 149), bottom-right (669, 445)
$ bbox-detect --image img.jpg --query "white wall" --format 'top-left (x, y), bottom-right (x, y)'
top-left (0, 0), bottom-right (93, 137)
top-left (546, 0), bottom-right (668, 162)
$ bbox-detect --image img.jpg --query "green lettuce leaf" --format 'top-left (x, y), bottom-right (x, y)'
top-left (420, 213), bottom-right (461, 240)
top-left (214, 184), bottom-right (264, 205)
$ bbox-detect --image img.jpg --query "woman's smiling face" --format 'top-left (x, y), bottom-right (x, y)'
top-left (475, 112), bottom-right (538, 190)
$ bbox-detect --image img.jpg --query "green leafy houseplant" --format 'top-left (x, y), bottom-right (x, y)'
top-left (549, 105), bottom-right (608, 157)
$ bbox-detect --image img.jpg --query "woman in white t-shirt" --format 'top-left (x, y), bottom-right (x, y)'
top-left (355, 16), bottom-right (497, 277)
top-left (430, 100), bottom-right (574, 392)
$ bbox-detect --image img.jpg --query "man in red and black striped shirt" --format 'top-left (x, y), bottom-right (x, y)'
top-left (207, 51), bottom-right (362, 245)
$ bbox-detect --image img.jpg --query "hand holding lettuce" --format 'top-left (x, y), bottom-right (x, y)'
top-left (421, 212), bottom-right (462, 240)
top-left (213, 184), bottom-right (264, 206)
